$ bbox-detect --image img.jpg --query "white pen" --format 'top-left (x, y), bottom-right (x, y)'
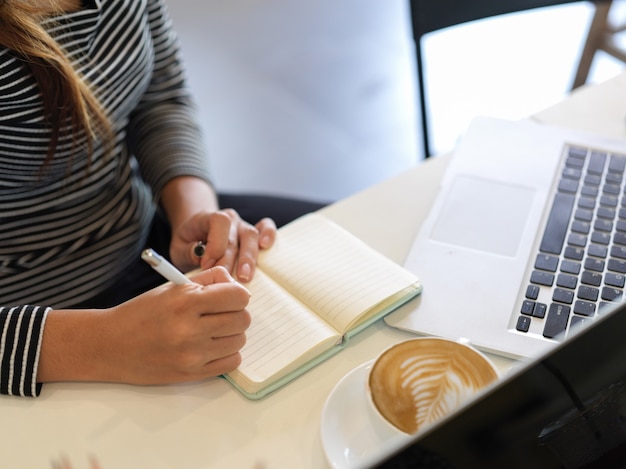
top-left (141, 248), bottom-right (192, 285)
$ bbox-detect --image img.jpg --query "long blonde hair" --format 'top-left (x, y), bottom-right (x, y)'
top-left (0, 0), bottom-right (112, 167)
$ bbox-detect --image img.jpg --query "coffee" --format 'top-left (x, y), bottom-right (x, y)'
top-left (368, 338), bottom-right (498, 434)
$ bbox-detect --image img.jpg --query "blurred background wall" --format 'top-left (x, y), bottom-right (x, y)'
top-left (168, 1), bottom-right (624, 203)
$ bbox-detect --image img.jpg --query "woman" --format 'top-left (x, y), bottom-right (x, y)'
top-left (0, 0), bottom-right (322, 397)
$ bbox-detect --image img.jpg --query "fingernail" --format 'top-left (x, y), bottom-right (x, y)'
top-left (238, 262), bottom-right (251, 282)
top-left (260, 235), bottom-right (271, 249)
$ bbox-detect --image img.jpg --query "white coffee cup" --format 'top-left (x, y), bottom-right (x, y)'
top-left (367, 337), bottom-right (499, 435)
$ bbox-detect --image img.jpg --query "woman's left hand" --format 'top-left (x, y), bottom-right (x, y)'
top-left (170, 208), bottom-right (277, 282)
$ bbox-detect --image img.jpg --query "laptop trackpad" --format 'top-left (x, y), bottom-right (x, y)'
top-left (430, 175), bottom-right (535, 257)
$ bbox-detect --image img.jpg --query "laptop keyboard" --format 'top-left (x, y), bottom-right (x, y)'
top-left (516, 144), bottom-right (626, 339)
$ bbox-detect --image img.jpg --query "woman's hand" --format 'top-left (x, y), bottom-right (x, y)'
top-left (38, 267), bottom-right (252, 385)
top-left (170, 209), bottom-right (276, 282)
top-left (159, 176), bottom-right (277, 282)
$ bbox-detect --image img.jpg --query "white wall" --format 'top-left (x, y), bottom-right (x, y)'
top-left (167, 1), bottom-right (625, 203)
top-left (166, 0), bottom-right (420, 202)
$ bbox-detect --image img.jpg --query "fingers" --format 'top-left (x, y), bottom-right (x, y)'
top-left (256, 217), bottom-right (277, 249)
top-left (197, 211), bottom-right (231, 269)
top-left (191, 264), bottom-right (238, 286)
top-left (164, 298), bottom-right (250, 379)
top-left (178, 270), bottom-right (252, 373)
top-left (234, 222), bottom-right (259, 282)
top-left (147, 335), bottom-right (247, 384)
top-left (176, 209), bottom-right (278, 282)
top-left (201, 310), bottom-right (251, 339)
top-left (188, 267), bottom-right (251, 315)
top-left (226, 214), bottom-right (277, 283)
top-left (200, 349), bottom-right (243, 376)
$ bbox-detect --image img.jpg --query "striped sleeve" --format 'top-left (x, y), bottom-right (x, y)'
top-left (127, 0), bottom-right (213, 201)
top-left (0, 306), bottom-right (49, 397)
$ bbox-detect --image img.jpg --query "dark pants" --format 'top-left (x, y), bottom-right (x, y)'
top-left (76, 193), bottom-right (327, 309)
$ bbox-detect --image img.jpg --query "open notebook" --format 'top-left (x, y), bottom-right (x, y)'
top-left (224, 213), bottom-right (421, 399)
top-left (386, 116), bottom-right (626, 359)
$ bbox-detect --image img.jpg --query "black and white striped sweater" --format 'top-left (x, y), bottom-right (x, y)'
top-left (0, 0), bottom-right (212, 396)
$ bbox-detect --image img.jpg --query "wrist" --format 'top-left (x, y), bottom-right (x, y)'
top-left (160, 176), bottom-right (219, 230)
top-left (37, 308), bottom-right (116, 383)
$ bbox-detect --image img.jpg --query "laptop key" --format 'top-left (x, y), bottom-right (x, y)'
top-left (603, 183), bottom-right (621, 195)
top-left (543, 303), bottom-right (571, 338)
top-left (556, 274), bottom-right (577, 289)
top-left (587, 244), bottom-right (608, 258)
top-left (569, 315), bottom-right (589, 333)
top-left (601, 287), bottom-right (623, 302)
top-left (539, 192), bottom-right (576, 255)
top-left (588, 151), bottom-right (607, 174)
top-left (558, 178), bottom-right (579, 193)
top-left (597, 206), bottom-right (616, 220)
top-left (610, 245), bottom-right (626, 259)
top-left (605, 272), bottom-right (625, 288)
top-left (574, 208), bottom-right (593, 222)
top-left (594, 219), bottom-right (613, 232)
top-left (608, 258), bottom-right (626, 273)
top-left (553, 288), bottom-right (574, 304)
top-left (600, 195), bottom-right (619, 207)
top-left (564, 246), bottom-right (584, 260)
top-left (590, 231), bottom-right (610, 245)
top-left (525, 285), bottom-right (540, 300)
top-left (599, 302), bottom-right (614, 314)
top-left (581, 185), bottom-right (599, 198)
top-left (560, 260), bottom-right (581, 274)
top-left (581, 271), bottom-right (602, 286)
top-left (606, 172), bottom-right (623, 184)
top-left (584, 174), bottom-right (601, 186)
top-left (578, 197), bottom-right (595, 210)
top-left (584, 258), bottom-right (605, 272)
top-left (571, 220), bottom-right (590, 234)
top-left (530, 271), bottom-right (554, 287)
top-left (568, 233), bottom-right (588, 247)
top-left (573, 300), bottom-right (596, 316)
top-left (562, 167), bottom-right (582, 181)
top-left (609, 153), bottom-right (626, 173)
top-left (535, 254), bottom-right (559, 272)
top-left (578, 285), bottom-right (600, 302)
top-left (521, 300), bottom-right (535, 315)
top-left (516, 316), bottom-right (531, 333)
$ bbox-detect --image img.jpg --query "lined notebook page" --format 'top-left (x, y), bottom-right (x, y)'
top-left (258, 213), bottom-right (418, 333)
top-left (232, 269), bottom-right (341, 384)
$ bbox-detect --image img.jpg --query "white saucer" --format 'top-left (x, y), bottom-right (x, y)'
top-left (320, 360), bottom-right (412, 469)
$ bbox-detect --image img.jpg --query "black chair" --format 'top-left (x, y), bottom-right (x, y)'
top-left (409, 0), bottom-right (603, 158)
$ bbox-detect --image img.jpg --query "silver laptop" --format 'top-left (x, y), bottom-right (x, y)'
top-left (385, 116), bottom-right (626, 359)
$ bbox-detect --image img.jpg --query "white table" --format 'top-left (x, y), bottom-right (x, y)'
top-left (4, 73), bottom-right (626, 469)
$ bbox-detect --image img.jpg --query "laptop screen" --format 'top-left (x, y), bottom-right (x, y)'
top-left (371, 302), bottom-right (626, 468)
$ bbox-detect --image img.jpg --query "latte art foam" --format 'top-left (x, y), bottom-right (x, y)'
top-left (369, 338), bottom-right (498, 434)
